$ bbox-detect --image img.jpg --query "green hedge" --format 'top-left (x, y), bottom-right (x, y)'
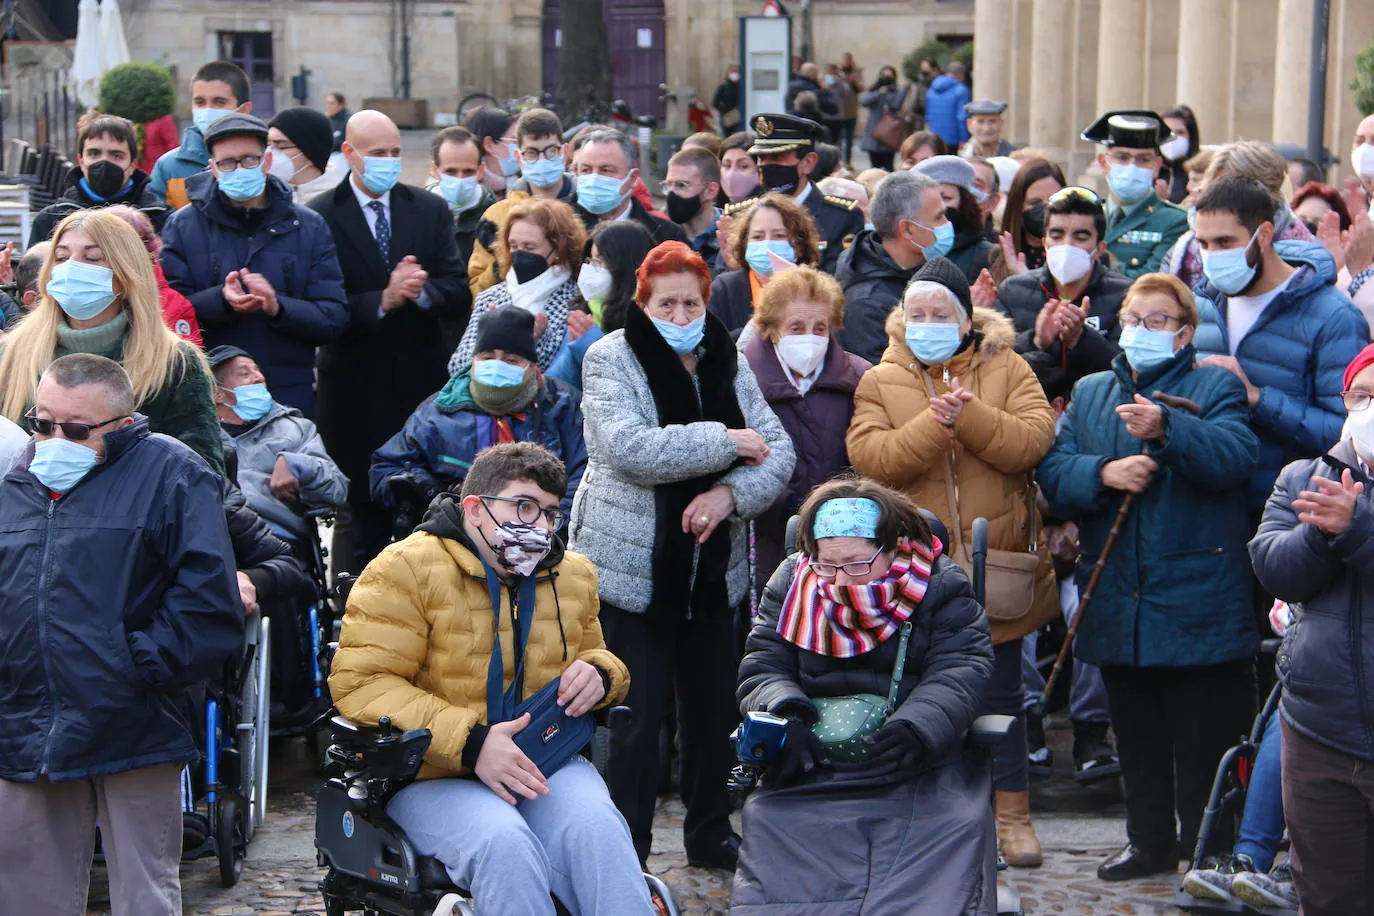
top-left (1354, 43), bottom-right (1374, 117)
top-left (98, 62), bottom-right (175, 123)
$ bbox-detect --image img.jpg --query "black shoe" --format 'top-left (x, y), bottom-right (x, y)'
top-left (1073, 720), bottom-right (1121, 785)
top-left (686, 833), bottom-right (741, 871)
top-left (1097, 844), bottom-right (1177, 881)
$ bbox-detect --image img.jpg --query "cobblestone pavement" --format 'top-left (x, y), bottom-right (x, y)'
top-left (83, 724), bottom-right (1187, 915)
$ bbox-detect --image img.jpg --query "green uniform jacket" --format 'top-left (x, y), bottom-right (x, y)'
top-left (1106, 191), bottom-right (1189, 279)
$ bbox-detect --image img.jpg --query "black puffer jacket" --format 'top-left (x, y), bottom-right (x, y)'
top-left (738, 552), bottom-right (993, 765)
top-left (835, 230), bottom-right (918, 365)
top-left (28, 168), bottom-right (168, 247)
top-left (1251, 441), bottom-right (1374, 761)
top-left (0, 418), bottom-right (242, 782)
top-left (223, 475), bottom-right (312, 603)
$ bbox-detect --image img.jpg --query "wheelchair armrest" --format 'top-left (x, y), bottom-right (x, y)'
top-left (305, 507), bottom-right (337, 520)
top-left (605, 705), bottom-right (631, 732)
top-left (1260, 638), bottom-right (1282, 657)
top-left (968, 714), bottom-right (1015, 748)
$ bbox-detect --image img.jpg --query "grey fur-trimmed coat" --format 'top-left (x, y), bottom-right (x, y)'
top-left (570, 327), bottom-right (795, 615)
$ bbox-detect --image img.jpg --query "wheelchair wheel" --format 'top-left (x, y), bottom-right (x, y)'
top-left (215, 795), bottom-right (247, 887)
top-left (238, 614), bottom-right (272, 833)
top-left (645, 873), bottom-right (680, 916)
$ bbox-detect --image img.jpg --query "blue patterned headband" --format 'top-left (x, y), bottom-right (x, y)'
top-left (812, 498), bottom-right (881, 540)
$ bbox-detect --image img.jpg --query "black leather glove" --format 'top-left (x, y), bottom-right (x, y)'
top-left (770, 716), bottom-right (830, 785)
top-left (862, 719), bottom-right (924, 770)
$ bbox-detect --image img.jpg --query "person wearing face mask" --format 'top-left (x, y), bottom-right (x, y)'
top-left (1082, 110), bottom-right (1189, 279)
top-left (266, 105), bottom-right (345, 203)
top-left (713, 64), bottom-right (743, 134)
top-left (663, 147), bottom-right (724, 271)
top-left (1039, 272), bottom-right (1261, 882)
top-left (309, 108), bottom-right (470, 573)
top-left (847, 257), bottom-right (1059, 869)
top-left (719, 131), bottom-right (762, 205)
top-left (331, 441), bottom-right (649, 915)
top-left (1190, 175), bottom-right (1369, 524)
top-left (150, 60), bottom-right (252, 209)
top-left (708, 193), bottom-right (823, 333)
top-left (0, 354), bottom-right (242, 916)
top-left (858, 65), bottom-right (913, 172)
top-left (836, 170), bottom-right (953, 364)
top-left (373, 308), bottom-right (586, 538)
top-left (1158, 105), bottom-right (1200, 206)
top-left (159, 112), bottom-right (349, 418)
top-left (448, 199), bottom-right (587, 377)
top-left (912, 155), bottom-right (994, 282)
top-left (573, 241), bottom-right (794, 869)
top-left (571, 128), bottom-right (687, 248)
top-left (28, 113), bottom-right (168, 247)
top-left (463, 106), bottom-right (521, 200)
top-left (741, 265), bottom-right (871, 592)
top-left (996, 187), bottom-right (1132, 389)
top-left (425, 126), bottom-right (497, 352)
top-left (0, 210), bottom-right (225, 474)
top-left (989, 157), bottom-right (1065, 283)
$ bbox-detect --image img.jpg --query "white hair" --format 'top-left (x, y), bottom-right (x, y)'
top-left (902, 280), bottom-right (966, 320)
top-left (817, 176), bottom-right (868, 206)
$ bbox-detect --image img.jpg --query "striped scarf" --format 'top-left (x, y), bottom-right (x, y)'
top-left (777, 537), bottom-right (941, 657)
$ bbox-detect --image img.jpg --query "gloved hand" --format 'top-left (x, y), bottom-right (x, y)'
top-left (862, 719), bottom-right (924, 770)
top-left (770, 716), bottom-right (830, 785)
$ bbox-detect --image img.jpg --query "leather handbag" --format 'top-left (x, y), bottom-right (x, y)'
top-left (810, 621), bottom-right (913, 762)
top-left (920, 372), bottom-right (1041, 622)
top-left (870, 85), bottom-right (917, 150)
top-left (511, 678), bottom-right (596, 777)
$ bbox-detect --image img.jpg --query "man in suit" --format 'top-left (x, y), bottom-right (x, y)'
top-left (1083, 110), bottom-right (1189, 279)
top-left (569, 128), bottom-right (686, 246)
top-left (309, 109), bottom-right (470, 571)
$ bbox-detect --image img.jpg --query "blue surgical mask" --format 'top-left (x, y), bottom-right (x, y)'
top-left (437, 173), bottom-right (482, 212)
top-left (521, 156), bottom-right (565, 189)
top-left (651, 315), bottom-right (706, 355)
top-left (492, 144), bottom-right (522, 177)
top-left (1200, 228), bottom-right (1260, 296)
top-left (1107, 163), bottom-right (1154, 205)
top-left (29, 437), bottom-right (100, 493)
top-left (916, 220), bottom-right (956, 259)
top-left (905, 321), bottom-right (963, 365)
top-left (218, 163), bottom-right (266, 201)
top-left (1118, 325), bottom-right (1181, 371)
top-left (745, 240), bottom-right (795, 276)
top-left (360, 156), bottom-right (402, 195)
top-left (864, 221), bottom-right (876, 233)
top-left (46, 260), bottom-right (117, 320)
top-left (577, 173), bottom-right (629, 215)
top-left (228, 383), bottom-right (273, 422)
top-left (471, 359), bottom-right (529, 388)
top-left (192, 106), bottom-right (235, 135)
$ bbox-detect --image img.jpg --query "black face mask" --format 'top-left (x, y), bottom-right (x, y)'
top-left (666, 191), bottom-right (705, 225)
top-left (1302, 219), bottom-right (1319, 235)
top-left (1022, 202), bottom-right (1047, 239)
top-left (944, 206), bottom-right (967, 235)
top-left (85, 160), bottom-right (129, 200)
top-left (760, 163), bottom-right (800, 195)
top-left (511, 250), bottom-right (550, 285)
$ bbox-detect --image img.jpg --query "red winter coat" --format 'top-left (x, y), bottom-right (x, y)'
top-left (138, 115), bottom-right (180, 176)
top-left (155, 262), bottom-right (202, 346)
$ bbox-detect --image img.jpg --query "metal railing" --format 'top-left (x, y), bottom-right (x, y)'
top-left (1, 68), bottom-right (78, 160)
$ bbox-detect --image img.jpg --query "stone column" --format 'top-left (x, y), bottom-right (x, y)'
top-left (974, 0), bottom-right (1015, 108)
top-left (1028, 0), bottom-right (1075, 163)
top-left (1095, 0), bottom-right (1146, 113)
top-left (1272, 0), bottom-right (1314, 147)
top-left (1176, 0), bottom-right (1233, 142)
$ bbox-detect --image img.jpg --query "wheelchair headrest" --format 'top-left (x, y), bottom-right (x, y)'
top-left (919, 508), bottom-right (949, 548)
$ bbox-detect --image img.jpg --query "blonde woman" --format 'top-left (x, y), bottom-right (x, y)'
top-left (0, 209), bottom-right (223, 473)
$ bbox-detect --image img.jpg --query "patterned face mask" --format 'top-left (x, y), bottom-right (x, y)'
top-left (480, 501), bottom-right (553, 577)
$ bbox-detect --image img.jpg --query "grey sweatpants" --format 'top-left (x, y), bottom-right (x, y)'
top-left (0, 762), bottom-right (183, 916)
top-left (386, 756), bottom-right (653, 916)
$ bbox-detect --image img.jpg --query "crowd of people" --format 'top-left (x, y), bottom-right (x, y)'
top-left (2, 49), bottom-right (1374, 916)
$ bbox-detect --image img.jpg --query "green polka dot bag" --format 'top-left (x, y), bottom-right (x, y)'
top-left (809, 622), bottom-right (913, 763)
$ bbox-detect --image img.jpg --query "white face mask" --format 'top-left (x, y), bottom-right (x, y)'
top-left (577, 263), bottom-right (613, 302)
top-left (267, 149), bottom-right (301, 184)
top-left (1045, 244), bottom-right (1093, 285)
top-left (776, 334), bottom-right (828, 378)
top-left (1353, 144), bottom-right (1374, 181)
top-left (1344, 407), bottom-right (1374, 462)
top-left (1160, 136), bottom-right (1190, 162)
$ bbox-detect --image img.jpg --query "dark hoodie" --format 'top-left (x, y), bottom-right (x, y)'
top-left (28, 167), bottom-right (168, 247)
top-left (836, 229), bottom-right (920, 364)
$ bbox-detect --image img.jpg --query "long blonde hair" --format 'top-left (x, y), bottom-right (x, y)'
top-left (0, 209), bottom-right (203, 420)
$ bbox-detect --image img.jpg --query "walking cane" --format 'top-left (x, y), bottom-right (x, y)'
top-left (1039, 391), bottom-right (1203, 704)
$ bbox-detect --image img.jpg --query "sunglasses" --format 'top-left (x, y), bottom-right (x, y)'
top-left (1048, 186), bottom-right (1104, 208)
top-left (24, 409), bottom-right (128, 441)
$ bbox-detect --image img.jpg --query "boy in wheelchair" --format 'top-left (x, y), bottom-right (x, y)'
top-left (327, 442), bottom-right (654, 915)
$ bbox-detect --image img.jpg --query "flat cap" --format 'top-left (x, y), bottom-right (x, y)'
top-left (203, 112), bottom-right (269, 150)
top-left (1080, 110), bottom-right (1172, 149)
top-left (747, 113), bottom-right (825, 156)
top-left (206, 345), bottom-right (255, 371)
top-left (964, 99), bottom-right (1008, 118)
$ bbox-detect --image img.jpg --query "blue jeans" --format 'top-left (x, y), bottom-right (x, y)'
top-left (386, 757), bottom-right (652, 916)
top-left (1233, 710), bottom-right (1284, 871)
top-left (1022, 578), bottom-right (1110, 724)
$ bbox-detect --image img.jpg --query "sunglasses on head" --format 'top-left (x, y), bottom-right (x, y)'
top-left (1048, 186), bottom-right (1104, 208)
top-left (24, 409), bottom-right (127, 441)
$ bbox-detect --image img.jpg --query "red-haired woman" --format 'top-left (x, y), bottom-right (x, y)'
top-left (570, 240), bottom-right (795, 868)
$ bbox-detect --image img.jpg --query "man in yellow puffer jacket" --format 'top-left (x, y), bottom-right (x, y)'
top-left (329, 441), bottom-right (652, 915)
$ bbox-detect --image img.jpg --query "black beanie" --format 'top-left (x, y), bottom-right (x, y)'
top-left (267, 106), bottom-right (333, 173)
top-left (911, 255), bottom-right (974, 317)
top-left (474, 307), bottom-right (538, 363)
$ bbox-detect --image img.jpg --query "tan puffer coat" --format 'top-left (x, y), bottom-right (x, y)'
top-left (846, 305), bottom-right (1058, 644)
top-left (329, 532), bottom-right (630, 779)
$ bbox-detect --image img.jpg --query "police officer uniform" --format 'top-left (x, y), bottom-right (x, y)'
top-left (1083, 110), bottom-right (1189, 279)
top-left (730, 113), bottom-right (863, 274)
top-left (958, 99), bottom-right (1017, 158)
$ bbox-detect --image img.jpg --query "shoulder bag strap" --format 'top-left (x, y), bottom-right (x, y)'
top-left (898, 84), bottom-right (918, 116)
top-left (918, 370), bottom-right (967, 562)
top-left (884, 621), bottom-right (914, 715)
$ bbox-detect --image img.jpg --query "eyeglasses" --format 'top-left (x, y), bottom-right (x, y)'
top-left (1118, 312), bottom-right (1185, 331)
top-left (660, 180), bottom-right (704, 196)
top-left (1342, 390), bottom-right (1373, 412)
top-left (810, 549), bottom-right (885, 579)
top-left (24, 409), bottom-right (128, 441)
top-left (480, 495), bottom-right (564, 529)
top-left (1048, 186), bottom-right (1103, 207)
top-left (212, 154), bottom-right (263, 173)
top-left (520, 145), bottom-right (564, 163)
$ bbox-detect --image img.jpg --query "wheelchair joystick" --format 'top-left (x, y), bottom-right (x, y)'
top-left (727, 711), bottom-right (789, 800)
